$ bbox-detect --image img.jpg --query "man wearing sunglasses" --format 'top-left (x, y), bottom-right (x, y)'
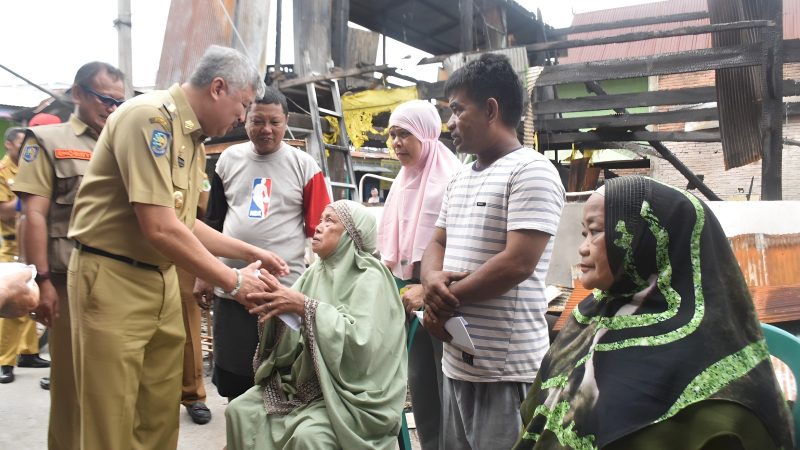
top-left (12, 61), bottom-right (125, 450)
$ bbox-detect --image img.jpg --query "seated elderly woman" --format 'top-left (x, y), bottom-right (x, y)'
top-left (225, 200), bottom-right (408, 450)
top-left (513, 176), bottom-right (793, 450)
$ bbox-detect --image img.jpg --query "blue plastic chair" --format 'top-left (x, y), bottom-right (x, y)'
top-left (761, 323), bottom-right (800, 448)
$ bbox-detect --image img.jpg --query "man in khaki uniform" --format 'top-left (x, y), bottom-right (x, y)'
top-left (67, 45), bottom-right (289, 450)
top-left (0, 126), bottom-right (49, 385)
top-left (13, 62), bottom-right (125, 450)
top-left (178, 179), bottom-right (212, 424)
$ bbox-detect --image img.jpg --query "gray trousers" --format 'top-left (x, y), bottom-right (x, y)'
top-left (442, 376), bottom-right (530, 450)
top-left (408, 324), bottom-right (444, 450)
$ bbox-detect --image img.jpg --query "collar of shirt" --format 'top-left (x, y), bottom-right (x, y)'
top-left (168, 84), bottom-right (204, 140)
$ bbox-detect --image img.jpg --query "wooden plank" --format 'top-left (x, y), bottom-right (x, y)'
top-left (525, 20), bottom-right (772, 54)
top-left (275, 64), bottom-right (389, 89)
top-left (761, 0), bottom-right (784, 200)
top-left (548, 11), bottom-right (709, 38)
top-left (786, 79), bottom-right (800, 96)
top-left (540, 131), bottom-right (721, 145)
top-left (536, 44), bottom-right (762, 86)
top-left (459, 0), bottom-right (474, 52)
top-left (539, 108), bottom-right (718, 132)
top-left (535, 87), bottom-right (717, 114)
top-left (785, 39), bottom-right (800, 63)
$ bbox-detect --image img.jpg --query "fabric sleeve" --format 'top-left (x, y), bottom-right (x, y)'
top-left (0, 168), bottom-right (13, 202)
top-left (434, 176), bottom-right (453, 229)
top-left (204, 173), bottom-right (228, 232)
top-left (12, 135), bottom-right (54, 199)
top-left (114, 105), bottom-right (174, 207)
top-left (302, 171), bottom-right (331, 237)
top-left (506, 161), bottom-right (565, 235)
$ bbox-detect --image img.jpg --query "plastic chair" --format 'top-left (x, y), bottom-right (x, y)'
top-left (397, 316), bottom-right (419, 450)
top-left (761, 323), bottom-right (800, 447)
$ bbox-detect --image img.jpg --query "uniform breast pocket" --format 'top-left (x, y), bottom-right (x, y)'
top-left (53, 158), bottom-right (89, 205)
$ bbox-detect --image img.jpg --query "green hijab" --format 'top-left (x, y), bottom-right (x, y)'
top-left (254, 200), bottom-right (408, 449)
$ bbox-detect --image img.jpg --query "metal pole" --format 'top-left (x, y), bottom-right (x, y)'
top-left (275, 0), bottom-right (282, 68)
top-left (116, 0), bottom-right (134, 98)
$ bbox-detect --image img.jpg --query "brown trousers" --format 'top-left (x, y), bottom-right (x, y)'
top-left (177, 267), bottom-right (206, 405)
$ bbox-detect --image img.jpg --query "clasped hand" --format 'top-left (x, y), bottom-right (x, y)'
top-left (421, 270), bottom-right (468, 342)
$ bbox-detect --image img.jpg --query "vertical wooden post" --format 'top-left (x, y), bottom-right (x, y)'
top-left (761, 0), bottom-right (783, 200)
top-left (275, 0), bottom-right (282, 68)
top-left (331, 0), bottom-right (350, 69)
top-left (116, 0), bottom-right (134, 98)
top-left (293, 0), bottom-right (331, 76)
top-left (460, 0), bottom-right (474, 52)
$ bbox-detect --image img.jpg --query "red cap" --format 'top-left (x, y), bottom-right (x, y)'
top-left (29, 113), bottom-right (62, 127)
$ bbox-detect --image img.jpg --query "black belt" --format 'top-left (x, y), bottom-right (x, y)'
top-left (74, 241), bottom-right (161, 271)
top-left (2, 234), bottom-right (15, 241)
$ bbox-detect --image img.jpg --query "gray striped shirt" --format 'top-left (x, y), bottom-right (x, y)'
top-left (436, 148), bottom-right (564, 382)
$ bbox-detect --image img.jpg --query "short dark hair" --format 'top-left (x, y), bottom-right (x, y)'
top-left (253, 86), bottom-right (288, 115)
top-left (73, 61), bottom-right (125, 88)
top-left (4, 127), bottom-right (24, 143)
top-left (444, 53), bottom-right (524, 128)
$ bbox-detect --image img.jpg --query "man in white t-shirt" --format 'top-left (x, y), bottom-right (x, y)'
top-left (421, 54), bottom-right (565, 450)
top-left (199, 87), bottom-right (330, 401)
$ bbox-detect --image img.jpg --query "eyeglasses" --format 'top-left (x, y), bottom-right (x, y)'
top-left (79, 84), bottom-right (125, 108)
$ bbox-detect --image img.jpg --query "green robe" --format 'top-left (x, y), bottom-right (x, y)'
top-left (226, 200), bottom-right (408, 450)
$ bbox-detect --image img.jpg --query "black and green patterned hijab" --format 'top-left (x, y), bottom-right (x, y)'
top-left (515, 176), bottom-right (793, 449)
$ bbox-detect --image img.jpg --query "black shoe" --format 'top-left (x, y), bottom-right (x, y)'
top-left (40, 377), bottom-right (50, 390)
top-left (17, 354), bottom-right (50, 368)
top-left (185, 401), bottom-right (212, 424)
top-left (0, 365), bottom-right (13, 384)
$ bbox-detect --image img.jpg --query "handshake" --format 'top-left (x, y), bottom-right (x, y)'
top-left (192, 257), bottom-right (304, 329)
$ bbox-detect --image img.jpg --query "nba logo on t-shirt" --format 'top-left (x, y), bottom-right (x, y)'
top-left (249, 178), bottom-right (272, 218)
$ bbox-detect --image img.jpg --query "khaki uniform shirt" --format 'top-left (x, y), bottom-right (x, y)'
top-left (13, 115), bottom-right (98, 272)
top-left (0, 155), bottom-right (18, 260)
top-left (69, 84), bottom-right (206, 267)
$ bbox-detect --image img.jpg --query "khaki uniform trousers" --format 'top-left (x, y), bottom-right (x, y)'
top-left (0, 315), bottom-right (38, 365)
top-left (68, 250), bottom-right (184, 450)
top-left (48, 274), bottom-right (79, 450)
top-left (0, 250), bottom-right (38, 366)
top-left (177, 267), bottom-right (206, 406)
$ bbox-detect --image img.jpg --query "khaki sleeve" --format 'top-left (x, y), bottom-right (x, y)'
top-left (12, 135), bottom-right (55, 199)
top-left (0, 168), bottom-right (13, 202)
top-left (114, 106), bottom-right (174, 207)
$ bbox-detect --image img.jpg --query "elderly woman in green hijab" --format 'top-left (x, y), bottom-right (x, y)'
top-left (514, 176), bottom-right (793, 450)
top-left (225, 200), bottom-right (408, 450)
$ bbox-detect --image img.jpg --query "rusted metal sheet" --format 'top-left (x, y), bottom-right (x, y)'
top-left (708, 0), bottom-right (766, 170)
top-left (155, 0), bottom-right (235, 89)
top-left (731, 233), bottom-right (800, 286)
top-left (560, 0), bottom-right (709, 64)
top-left (559, 0), bottom-right (798, 64)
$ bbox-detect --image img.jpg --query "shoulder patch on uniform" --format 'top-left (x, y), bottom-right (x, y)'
top-left (150, 130), bottom-right (171, 157)
top-left (149, 116), bottom-right (170, 130)
top-left (55, 149), bottom-right (92, 160)
top-left (22, 144), bottom-right (40, 163)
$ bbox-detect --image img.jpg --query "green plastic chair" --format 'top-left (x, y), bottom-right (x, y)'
top-left (761, 323), bottom-right (800, 447)
top-left (397, 316), bottom-right (419, 450)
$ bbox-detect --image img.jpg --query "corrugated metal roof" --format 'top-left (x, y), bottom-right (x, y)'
top-left (155, 0), bottom-right (235, 89)
top-left (560, 0), bottom-right (798, 64)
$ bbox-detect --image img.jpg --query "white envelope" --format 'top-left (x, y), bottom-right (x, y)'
top-left (279, 313), bottom-right (302, 330)
top-left (414, 310), bottom-right (476, 353)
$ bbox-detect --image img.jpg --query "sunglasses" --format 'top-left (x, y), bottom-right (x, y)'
top-left (79, 84), bottom-right (125, 108)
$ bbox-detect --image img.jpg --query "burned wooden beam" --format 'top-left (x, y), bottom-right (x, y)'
top-left (535, 87), bottom-right (718, 114)
top-left (547, 11), bottom-right (709, 38)
top-left (274, 64), bottom-right (390, 89)
top-left (526, 21), bottom-right (772, 54)
top-left (536, 43), bottom-right (762, 86)
top-left (581, 81), bottom-right (721, 201)
top-left (539, 130), bottom-right (722, 145)
top-left (538, 108), bottom-right (718, 132)
top-left (761, 0), bottom-right (784, 200)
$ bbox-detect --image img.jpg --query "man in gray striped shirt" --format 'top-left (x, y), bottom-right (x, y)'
top-left (421, 54), bottom-right (565, 450)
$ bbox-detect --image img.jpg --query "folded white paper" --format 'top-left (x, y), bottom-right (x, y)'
top-left (279, 312), bottom-right (302, 330)
top-left (414, 310), bottom-right (476, 353)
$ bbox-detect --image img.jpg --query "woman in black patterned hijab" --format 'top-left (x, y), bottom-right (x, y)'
top-left (514, 176), bottom-right (792, 450)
